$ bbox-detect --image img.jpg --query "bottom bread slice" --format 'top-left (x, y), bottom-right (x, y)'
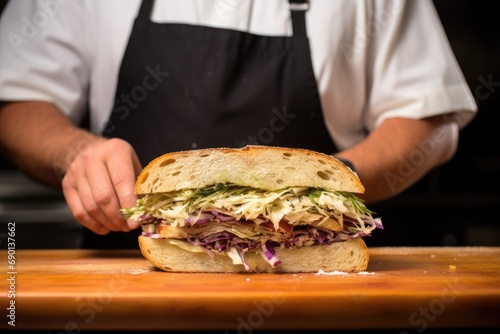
top-left (138, 236), bottom-right (369, 273)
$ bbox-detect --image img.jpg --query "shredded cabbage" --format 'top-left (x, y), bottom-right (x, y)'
top-left (123, 184), bottom-right (375, 232)
top-left (122, 184), bottom-right (383, 270)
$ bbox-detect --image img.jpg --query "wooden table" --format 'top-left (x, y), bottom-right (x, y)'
top-left (1, 247), bottom-right (499, 331)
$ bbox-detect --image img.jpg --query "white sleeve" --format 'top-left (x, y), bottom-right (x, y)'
top-left (0, 0), bottom-right (90, 125)
top-left (365, 0), bottom-right (477, 131)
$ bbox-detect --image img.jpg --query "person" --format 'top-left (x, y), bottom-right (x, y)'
top-left (0, 0), bottom-right (477, 248)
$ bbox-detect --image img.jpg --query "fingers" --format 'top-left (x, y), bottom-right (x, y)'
top-left (63, 165), bottom-right (112, 235)
top-left (63, 183), bottom-right (110, 235)
top-left (85, 158), bottom-right (130, 232)
top-left (106, 144), bottom-right (143, 231)
top-left (62, 138), bottom-right (141, 235)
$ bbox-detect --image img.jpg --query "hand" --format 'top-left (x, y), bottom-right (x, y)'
top-left (62, 138), bottom-right (143, 235)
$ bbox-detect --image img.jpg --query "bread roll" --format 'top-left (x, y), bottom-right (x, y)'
top-left (139, 236), bottom-right (368, 273)
top-left (135, 145), bottom-right (364, 194)
top-left (128, 146), bottom-right (379, 273)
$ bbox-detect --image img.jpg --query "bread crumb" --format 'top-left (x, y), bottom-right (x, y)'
top-left (246, 278), bottom-right (250, 282)
top-left (130, 269), bottom-right (149, 275)
top-left (449, 265), bottom-right (457, 270)
top-left (315, 269), bottom-right (377, 276)
top-left (315, 269), bottom-right (348, 276)
top-left (357, 271), bottom-right (376, 275)
top-left (430, 254), bottom-right (436, 258)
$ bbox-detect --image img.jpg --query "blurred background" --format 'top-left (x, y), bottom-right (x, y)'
top-left (368, 0), bottom-right (500, 247)
top-left (0, 0), bottom-right (499, 249)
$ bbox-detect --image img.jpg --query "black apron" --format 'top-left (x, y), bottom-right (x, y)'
top-left (85, 0), bottom-right (339, 249)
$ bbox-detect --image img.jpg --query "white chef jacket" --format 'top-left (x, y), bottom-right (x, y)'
top-left (0, 0), bottom-right (477, 151)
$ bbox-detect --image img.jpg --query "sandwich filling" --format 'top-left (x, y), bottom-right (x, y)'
top-left (122, 183), bottom-right (383, 270)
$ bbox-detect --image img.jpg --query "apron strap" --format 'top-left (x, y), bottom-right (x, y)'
top-left (138, 0), bottom-right (154, 19)
top-left (289, 0), bottom-right (309, 39)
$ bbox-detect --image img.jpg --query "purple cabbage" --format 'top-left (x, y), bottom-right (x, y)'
top-left (211, 210), bottom-right (235, 222)
top-left (261, 241), bottom-right (281, 267)
top-left (185, 212), bottom-right (215, 225)
top-left (151, 211), bottom-right (383, 271)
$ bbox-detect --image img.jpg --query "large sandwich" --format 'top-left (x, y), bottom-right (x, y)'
top-left (122, 145), bottom-right (383, 273)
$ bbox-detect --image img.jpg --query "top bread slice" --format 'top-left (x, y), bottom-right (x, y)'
top-left (135, 145), bottom-right (364, 195)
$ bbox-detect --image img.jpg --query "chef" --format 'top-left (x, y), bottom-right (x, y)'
top-left (0, 0), bottom-right (477, 247)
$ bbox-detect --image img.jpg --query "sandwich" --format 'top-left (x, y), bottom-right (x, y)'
top-left (122, 145), bottom-right (383, 273)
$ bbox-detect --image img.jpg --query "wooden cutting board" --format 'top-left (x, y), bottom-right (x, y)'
top-left (1, 247), bottom-right (500, 331)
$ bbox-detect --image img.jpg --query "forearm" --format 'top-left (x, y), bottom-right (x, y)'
top-left (0, 101), bottom-right (106, 187)
top-left (336, 116), bottom-right (458, 203)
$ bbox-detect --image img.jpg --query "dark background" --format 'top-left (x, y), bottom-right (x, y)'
top-left (367, 0), bottom-right (500, 247)
top-left (0, 0), bottom-right (499, 248)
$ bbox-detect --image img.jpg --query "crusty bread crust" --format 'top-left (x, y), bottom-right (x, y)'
top-left (135, 145), bottom-right (364, 194)
top-left (138, 236), bottom-right (369, 273)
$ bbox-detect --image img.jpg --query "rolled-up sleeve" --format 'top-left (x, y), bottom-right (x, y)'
top-left (365, 0), bottom-right (477, 131)
top-left (0, 0), bottom-right (90, 125)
